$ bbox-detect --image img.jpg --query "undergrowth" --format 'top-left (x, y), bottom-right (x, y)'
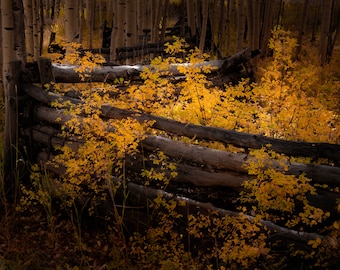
top-left (0, 29), bottom-right (339, 269)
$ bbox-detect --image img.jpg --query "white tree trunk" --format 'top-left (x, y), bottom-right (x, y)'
top-left (319, 0), bottom-right (333, 65)
top-left (13, 0), bottom-right (27, 65)
top-left (65, 0), bottom-right (79, 45)
top-left (236, 0), bottom-right (245, 51)
top-left (32, 0), bottom-right (41, 60)
top-left (199, 0), bottom-right (209, 52)
top-left (24, 0), bottom-right (34, 59)
top-left (1, 0), bottom-right (15, 77)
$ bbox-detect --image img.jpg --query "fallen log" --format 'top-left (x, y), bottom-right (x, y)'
top-left (31, 106), bottom-right (340, 186)
top-left (25, 84), bottom-right (340, 163)
top-left (33, 149), bottom-right (326, 243)
top-left (114, 178), bottom-right (326, 243)
top-left (26, 125), bottom-right (246, 189)
top-left (37, 49), bottom-right (256, 84)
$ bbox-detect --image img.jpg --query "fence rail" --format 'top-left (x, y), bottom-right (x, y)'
top-left (4, 55), bottom-right (340, 243)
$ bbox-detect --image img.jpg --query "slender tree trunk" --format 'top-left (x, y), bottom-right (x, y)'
top-left (236, 0), bottom-right (245, 51)
top-left (79, 0), bottom-right (84, 45)
top-left (1, 0), bottom-right (15, 86)
top-left (39, 0), bottom-right (44, 56)
top-left (65, 0), bottom-right (79, 46)
top-left (1, 0), bottom-right (21, 200)
top-left (107, 0), bottom-right (114, 27)
top-left (151, 0), bottom-right (161, 42)
top-left (24, 0), bottom-right (34, 59)
top-left (0, 5), bottom-right (2, 83)
top-left (252, 0), bottom-right (261, 50)
top-left (195, 0), bottom-right (201, 34)
top-left (296, 0), bottom-right (309, 58)
top-left (32, 0), bottom-right (41, 60)
top-left (310, 2), bottom-right (320, 44)
top-left (113, 1), bottom-right (127, 62)
top-left (246, 0), bottom-right (253, 49)
top-left (125, 0), bottom-right (137, 64)
top-left (126, 0), bottom-right (137, 46)
top-left (86, 0), bottom-right (93, 48)
top-left (260, 0), bottom-right (274, 57)
top-left (13, 0), bottom-right (27, 65)
top-left (217, 0), bottom-right (225, 54)
top-left (159, 0), bottom-right (170, 42)
top-left (209, 0), bottom-right (218, 54)
top-left (186, 0), bottom-right (196, 37)
top-left (55, 0), bottom-right (60, 18)
top-left (199, 0), bottom-right (209, 52)
top-left (319, 0), bottom-right (333, 65)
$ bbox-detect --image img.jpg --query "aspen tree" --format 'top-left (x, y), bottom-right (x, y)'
top-left (159, 0), bottom-right (170, 42)
top-left (199, 0), bottom-right (209, 52)
top-left (260, 0), bottom-right (274, 57)
top-left (111, 0), bottom-right (127, 62)
top-left (32, 0), bottom-right (41, 60)
top-left (236, 0), bottom-right (245, 52)
top-left (85, 0), bottom-right (93, 48)
top-left (126, 0), bottom-right (137, 64)
top-left (65, 0), bottom-right (79, 46)
top-left (1, 0), bottom-right (15, 77)
top-left (13, 0), bottom-right (27, 65)
top-left (186, 0), bottom-right (196, 37)
top-left (319, 0), bottom-right (333, 65)
top-left (24, 0), bottom-right (34, 59)
top-left (296, 0), bottom-right (309, 59)
top-left (151, 0), bottom-right (161, 42)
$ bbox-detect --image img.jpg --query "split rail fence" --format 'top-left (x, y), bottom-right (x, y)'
top-left (3, 51), bottom-right (340, 244)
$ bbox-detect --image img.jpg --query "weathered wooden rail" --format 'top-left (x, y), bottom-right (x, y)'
top-left (5, 51), bottom-right (340, 243)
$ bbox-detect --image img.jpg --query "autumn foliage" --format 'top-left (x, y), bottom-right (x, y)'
top-left (2, 29), bottom-right (340, 269)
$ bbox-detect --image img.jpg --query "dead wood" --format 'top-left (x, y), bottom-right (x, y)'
top-left (38, 48), bottom-right (257, 83)
top-left (116, 178), bottom-right (326, 243)
top-left (25, 125), bottom-right (246, 189)
top-left (25, 84), bottom-right (340, 164)
top-left (31, 106), bottom-right (340, 186)
top-left (33, 150), bottom-right (326, 244)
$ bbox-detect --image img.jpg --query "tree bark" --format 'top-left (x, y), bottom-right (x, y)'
top-left (296, 0), bottom-right (309, 59)
top-left (25, 83), bottom-right (340, 164)
top-left (114, 0), bottom-right (127, 62)
top-left (186, 0), bottom-right (196, 37)
top-left (4, 61), bottom-right (22, 200)
top-left (236, 0), bottom-right (245, 51)
top-left (319, 0), bottom-right (333, 65)
top-left (1, 0), bottom-right (15, 77)
top-left (260, 0), bottom-right (274, 57)
top-left (13, 0), bottom-right (27, 65)
top-left (151, 0), bottom-right (161, 42)
top-left (24, 0), bottom-right (34, 59)
top-left (65, 0), bottom-right (79, 46)
top-left (28, 102), bottom-right (340, 186)
top-left (125, 0), bottom-right (137, 64)
top-left (199, 0), bottom-right (209, 52)
top-left (159, 0), bottom-right (170, 43)
top-left (32, 0), bottom-right (41, 60)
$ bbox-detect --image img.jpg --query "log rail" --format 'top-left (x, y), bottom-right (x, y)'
top-left (11, 54), bottom-right (340, 244)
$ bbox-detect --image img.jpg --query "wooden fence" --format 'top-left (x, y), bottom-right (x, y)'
top-left (4, 52), bottom-right (340, 243)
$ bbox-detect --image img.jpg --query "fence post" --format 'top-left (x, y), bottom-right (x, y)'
top-left (38, 57), bottom-right (54, 86)
top-left (3, 61), bottom-right (22, 201)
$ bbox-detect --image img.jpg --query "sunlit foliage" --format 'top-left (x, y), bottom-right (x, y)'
top-left (12, 30), bottom-right (340, 268)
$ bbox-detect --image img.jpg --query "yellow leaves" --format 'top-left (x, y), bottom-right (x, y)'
top-left (164, 36), bottom-right (189, 55)
top-left (242, 146), bottom-right (330, 229)
top-left (141, 151), bottom-right (177, 188)
top-left (188, 212), bottom-right (268, 268)
top-left (308, 237), bottom-right (322, 249)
